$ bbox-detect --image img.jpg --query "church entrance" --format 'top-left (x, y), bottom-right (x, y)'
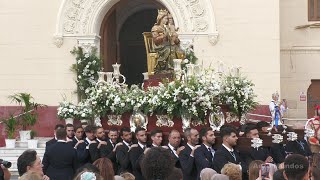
top-left (307, 80), bottom-right (320, 118)
top-left (99, 0), bottom-right (164, 85)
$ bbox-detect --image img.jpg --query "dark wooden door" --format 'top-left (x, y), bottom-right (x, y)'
top-left (307, 80), bottom-right (320, 118)
top-left (119, 9), bottom-right (158, 85)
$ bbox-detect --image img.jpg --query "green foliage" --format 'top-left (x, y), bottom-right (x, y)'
top-left (70, 47), bottom-right (102, 99)
top-left (9, 93), bottom-right (45, 130)
top-left (1, 115), bottom-right (17, 139)
top-left (30, 130), bottom-right (37, 139)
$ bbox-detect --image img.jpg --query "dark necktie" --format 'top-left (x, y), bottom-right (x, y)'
top-left (230, 151), bottom-right (236, 161)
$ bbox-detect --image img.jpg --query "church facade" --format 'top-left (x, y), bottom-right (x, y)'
top-left (0, 0), bottom-right (318, 123)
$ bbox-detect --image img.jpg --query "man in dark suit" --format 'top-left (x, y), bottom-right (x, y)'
top-left (194, 127), bottom-right (215, 179)
top-left (129, 127), bottom-right (147, 180)
top-left (167, 129), bottom-right (184, 168)
top-left (89, 127), bottom-right (119, 172)
top-left (71, 126), bottom-right (84, 147)
top-left (150, 129), bottom-right (163, 147)
top-left (45, 124), bottom-right (65, 148)
top-left (74, 125), bottom-right (96, 165)
top-left (240, 123), bottom-right (273, 165)
top-left (179, 128), bottom-right (201, 180)
top-left (43, 128), bottom-right (78, 180)
top-left (213, 125), bottom-right (246, 174)
top-left (66, 123), bottom-right (75, 142)
top-left (116, 127), bottom-right (133, 174)
top-left (286, 139), bottom-right (312, 157)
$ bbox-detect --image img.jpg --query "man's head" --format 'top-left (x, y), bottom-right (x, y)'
top-left (168, 129), bottom-right (181, 148)
top-left (17, 150), bottom-right (43, 176)
top-left (256, 121), bottom-right (270, 133)
top-left (94, 127), bottom-right (106, 141)
top-left (200, 127), bottom-right (215, 146)
top-left (108, 128), bottom-right (118, 143)
top-left (150, 129), bottom-right (163, 146)
top-left (74, 126), bottom-right (84, 140)
top-left (66, 124), bottom-right (74, 139)
top-left (184, 128), bottom-right (199, 146)
top-left (135, 127), bottom-right (147, 144)
top-left (56, 128), bottom-right (67, 140)
top-left (81, 122), bottom-right (88, 129)
top-left (245, 123), bottom-right (259, 138)
top-left (84, 125), bottom-right (97, 141)
top-left (220, 125), bottom-right (238, 147)
top-left (284, 154), bottom-right (309, 180)
top-left (54, 124), bottom-right (64, 136)
top-left (120, 127), bottom-right (132, 143)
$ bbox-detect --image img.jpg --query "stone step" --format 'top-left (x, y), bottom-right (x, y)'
top-left (0, 137), bottom-right (50, 177)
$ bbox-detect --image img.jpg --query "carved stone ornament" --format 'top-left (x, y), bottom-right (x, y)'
top-left (156, 114), bottom-right (174, 127)
top-left (53, 35), bottom-right (64, 48)
top-left (55, 0), bottom-right (219, 47)
top-left (208, 32), bottom-right (219, 46)
top-left (107, 114), bottom-right (123, 126)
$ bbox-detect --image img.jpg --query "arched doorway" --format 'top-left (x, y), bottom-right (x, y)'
top-left (99, 0), bottom-right (164, 85)
top-left (119, 9), bottom-right (158, 85)
top-left (307, 80), bottom-right (320, 118)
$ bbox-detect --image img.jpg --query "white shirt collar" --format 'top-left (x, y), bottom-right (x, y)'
top-left (152, 143), bottom-right (158, 147)
top-left (187, 143), bottom-right (195, 149)
top-left (123, 140), bottom-right (130, 147)
top-left (168, 143), bottom-right (179, 157)
top-left (86, 137), bottom-right (95, 144)
top-left (96, 138), bottom-right (102, 143)
top-left (138, 142), bottom-right (146, 149)
top-left (222, 143), bottom-right (234, 152)
top-left (74, 136), bottom-right (80, 142)
top-left (203, 143), bottom-right (212, 150)
top-left (57, 140), bottom-right (67, 143)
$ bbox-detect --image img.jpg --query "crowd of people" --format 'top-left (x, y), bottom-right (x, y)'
top-left (1, 121), bottom-right (319, 180)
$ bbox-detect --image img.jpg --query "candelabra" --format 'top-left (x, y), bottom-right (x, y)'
top-left (272, 134), bottom-right (284, 144)
top-left (96, 63), bottom-right (126, 88)
top-left (251, 138), bottom-right (263, 148)
top-left (287, 132), bottom-right (298, 141)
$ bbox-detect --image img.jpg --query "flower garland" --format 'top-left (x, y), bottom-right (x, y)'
top-left (71, 47), bottom-right (102, 99)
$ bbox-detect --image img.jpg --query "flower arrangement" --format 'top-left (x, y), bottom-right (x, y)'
top-left (57, 101), bottom-right (77, 120)
top-left (145, 81), bottom-right (182, 117)
top-left (87, 84), bottom-right (130, 116)
top-left (220, 73), bottom-right (258, 120)
top-left (76, 100), bottom-right (94, 120)
top-left (71, 47), bottom-right (102, 99)
top-left (126, 85), bottom-right (148, 112)
top-left (179, 73), bottom-right (221, 121)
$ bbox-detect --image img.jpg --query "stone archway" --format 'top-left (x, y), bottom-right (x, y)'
top-left (53, 0), bottom-right (219, 49)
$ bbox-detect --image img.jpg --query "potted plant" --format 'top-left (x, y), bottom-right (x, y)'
top-left (1, 114), bottom-right (18, 148)
top-left (9, 93), bottom-right (45, 142)
top-left (57, 101), bottom-right (77, 124)
top-left (27, 130), bottom-right (38, 149)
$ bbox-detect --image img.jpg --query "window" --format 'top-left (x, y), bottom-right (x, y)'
top-left (309, 0), bottom-right (320, 21)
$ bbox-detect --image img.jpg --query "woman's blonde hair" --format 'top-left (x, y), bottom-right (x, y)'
top-left (120, 172), bottom-right (135, 180)
top-left (221, 163), bottom-right (242, 180)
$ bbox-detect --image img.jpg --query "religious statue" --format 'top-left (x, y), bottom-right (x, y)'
top-left (269, 92), bottom-right (283, 130)
top-left (305, 106), bottom-right (320, 153)
top-left (151, 9), bottom-right (185, 74)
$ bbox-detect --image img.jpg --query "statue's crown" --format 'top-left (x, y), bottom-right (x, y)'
top-left (157, 9), bottom-right (168, 19)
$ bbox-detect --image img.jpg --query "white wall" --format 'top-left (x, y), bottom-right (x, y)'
top-left (0, 0), bottom-right (78, 105)
top-left (194, 0), bottom-right (280, 105)
top-left (280, 0), bottom-right (320, 118)
top-left (0, 0), bottom-right (281, 106)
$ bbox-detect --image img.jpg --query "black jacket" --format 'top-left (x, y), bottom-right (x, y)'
top-left (43, 141), bottom-right (78, 180)
top-left (129, 145), bottom-right (145, 180)
top-left (179, 144), bottom-right (197, 180)
top-left (194, 144), bottom-right (214, 179)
